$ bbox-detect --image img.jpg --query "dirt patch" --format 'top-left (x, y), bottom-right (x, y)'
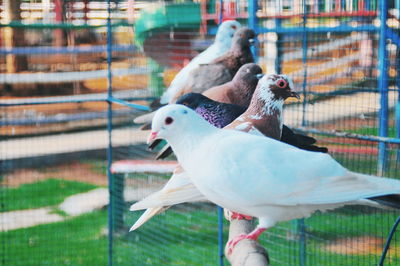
top-left (323, 236), bottom-right (400, 256)
top-left (2, 162), bottom-right (108, 187)
top-left (2, 161), bottom-right (170, 189)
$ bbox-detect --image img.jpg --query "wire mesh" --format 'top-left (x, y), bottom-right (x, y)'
top-left (1, 0), bottom-right (400, 265)
top-left (0, 1), bottom-right (148, 265)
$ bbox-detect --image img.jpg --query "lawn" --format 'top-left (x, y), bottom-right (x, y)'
top-left (348, 126), bottom-right (397, 138)
top-left (1, 178), bottom-right (98, 212)
top-left (1, 210), bottom-right (108, 265)
top-left (2, 165), bottom-right (400, 265)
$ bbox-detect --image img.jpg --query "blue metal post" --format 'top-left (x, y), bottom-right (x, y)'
top-left (106, 0), bottom-right (113, 265)
top-left (299, 3), bottom-right (307, 266)
top-left (218, 206), bottom-right (224, 266)
top-left (219, 0), bottom-right (223, 24)
top-left (217, 3), bottom-right (224, 263)
top-left (397, 43), bottom-right (400, 162)
top-left (301, 1), bottom-right (309, 128)
top-left (248, 0), bottom-right (258, 61)
top-left (377, 0), bottom-right (389, 175)
top-left (275, 18), bottom-right (282, 74)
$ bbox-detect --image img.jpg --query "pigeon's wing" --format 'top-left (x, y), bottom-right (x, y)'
top-left (186, 64), bottom-right (233, 94)
top-left (134, 111), bottom-right (156, 125)
top-left (196, 131), bottom-right (400, 208)
top-left (130, 171), bottom-right (206, 211)
top-left (160, 43), bottom-right (222, 104)
top-left (129, 206), bottom-right (170, 231)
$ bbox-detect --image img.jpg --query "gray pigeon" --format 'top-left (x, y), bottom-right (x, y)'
top-left (169, 27), bottom-right (256, 103)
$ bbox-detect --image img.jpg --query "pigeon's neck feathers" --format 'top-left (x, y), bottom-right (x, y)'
top-left (167, 115), bottom-right (218, 158)
top-left (242, 88), bottom-right (284, 140)
top-left (251, 87), bottom-right (284, 116)
top-left (214, 33), bottom-right (232, 51)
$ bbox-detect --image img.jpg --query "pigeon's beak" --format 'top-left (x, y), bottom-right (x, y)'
top-left (147, 131), bottom-right (158, 144)
top-left (256, 74), bottom-right (264, 80)
top-left (290, 91), bottom-right (301, 99)
top-left (248, 38), bottom-right (255, 45)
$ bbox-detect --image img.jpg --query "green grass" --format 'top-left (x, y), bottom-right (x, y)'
top-left (2, 203), bottom-right (400, 265)
top-left (114, 205), bottom-right (221, 265)
top-left (83, 159), bottom-right (108, 176)
top-left (348, 126), bottom-right (397, 138)
top-left (2, 167), bottom-right (400, 265)
top-left (1, 210), bottom-right (108, 265)
top-left (261, 209), bottom-right (400, 265)
top-left (1, 178), bottom-right (98, 212)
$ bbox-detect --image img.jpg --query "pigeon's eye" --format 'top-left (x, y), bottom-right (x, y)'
top-left (165, 117), bottom-right (173, 125)
top-left (231, 25), bottom-right (237, 30)
top-left (276, 79), bottom-right (288, 88)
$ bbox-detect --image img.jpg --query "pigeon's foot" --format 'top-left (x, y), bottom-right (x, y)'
top-left (226, 227), bottom-right (266, 254)
top-left (230, 212), bottom-right (253, 221)
top-left (224, 210), bottom-right (253, 221)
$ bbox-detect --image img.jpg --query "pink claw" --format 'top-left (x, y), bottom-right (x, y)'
top-left (230, 212), bottom-right (253, 221)
top-left (226, 227), bottom-right (267, 255)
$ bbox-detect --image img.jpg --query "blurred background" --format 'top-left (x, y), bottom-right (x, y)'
top-left (1, 0), bottom-right (400, 265)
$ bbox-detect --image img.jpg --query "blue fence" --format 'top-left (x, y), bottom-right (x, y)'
top-left (1, 0), bottom-right (400, 265)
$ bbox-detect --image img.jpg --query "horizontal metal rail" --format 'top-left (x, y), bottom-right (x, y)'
top-left (1, 109), bottom-right (140, 126)
top-left (108, 97), bottom-right (151, 111)
top-left (0, 44), bottom-right (136, 55)
top-left (0, 68), bottom-right (150, 84)
top-left (258, 24), bottom-right (400, 48)
top-left (0, 21), bottom-right (133, 29)
top-left (258, 24), bottom-right (379, 34)
top-left (0, 89), bottom-right (154, 106)
top-left (294, 126), bottom-right (400, 145)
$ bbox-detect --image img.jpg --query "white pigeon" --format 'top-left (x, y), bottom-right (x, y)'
top-left (129, 74), bottom-right (297, 230)
top-left (147, 104), bottom-right (400, 254)
top-left (159, 20), bottom-right (242, 105)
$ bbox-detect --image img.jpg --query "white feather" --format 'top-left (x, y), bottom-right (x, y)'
top-left (160, 21), bottom-right (241, 104)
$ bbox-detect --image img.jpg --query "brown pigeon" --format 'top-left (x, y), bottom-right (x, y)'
top-left (170, 27), bottom-right (256, 103)
top-left (134, 62), bottom-right (262, 127)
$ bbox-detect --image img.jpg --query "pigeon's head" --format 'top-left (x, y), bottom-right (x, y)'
top-left (233, 63), bottom-right (263, 85)
top-left (148, 104), bottom-right (199, 144)
top-left (215, 20), bottom-right (241, 44)
top-left (257, 74), bottom-right (299, 102)
top-left (176, 93), bottom-right (208, 110)
top-left (232, 27), bottom-right (256, 49)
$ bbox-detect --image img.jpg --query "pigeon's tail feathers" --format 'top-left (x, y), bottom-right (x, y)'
top-left (367, 194), bottom-right (400, 209)
top-left (133, 112), bottom-right (156, 125)
top-left (148, 139), bottom-right (163, 150)
top-left (294, 133), bottom-right (317, 145)
top-left (160, 85), bottom-right (180, 105)
top-left (129, 207), bottom-right (168, 231)
top-left (156, 145), bottom-right (174, 160)
top-left (130, 183), bottom-right (204, 211)
top-left (149, 99), bottom-right (165, 110)
top-left (281, 126), bottom-right (328, 153)
top-left (130, 172), bottom-right (205, 211)
top-left (140, 123), bottom-right (152, 130)
top-left (282, 171), bottom-right (400, 206)
top-left (298, 144), bottom-right (328, 153)
top-left (327, 172), bottom-right (400, 206)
